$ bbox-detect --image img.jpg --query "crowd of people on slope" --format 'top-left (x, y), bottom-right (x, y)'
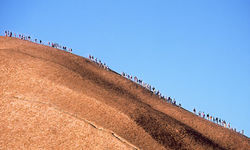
top-left (3, 30), bottom-right (73, 53)
top-left (88, 54), bottom-right (110, 70)
top-left (192, 108), bottom-right (245, 135)
top-left (121, 70), bottom-right (245, 136)
top-left (3, 30), bottom-right (246, 136)
top-left (121, 72), bottom-right (182, 107)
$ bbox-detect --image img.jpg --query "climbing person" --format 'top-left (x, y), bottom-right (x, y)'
top-left (223, 120), bottom-right (227, 127)
top-left (173, 98), bottom-right (176, 105)
top-left (202, 112), bottom-right (205, 118)
top-left (134, 76), bottom-right (137, 82)
top-left (193, 108), bottom-right (196, 114)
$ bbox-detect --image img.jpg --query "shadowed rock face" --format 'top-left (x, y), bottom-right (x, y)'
top-left (0, 36), bottom-right (249, 150)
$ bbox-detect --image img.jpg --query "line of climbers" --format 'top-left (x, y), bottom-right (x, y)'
top-left (2, 30), bottom-right (246, 136)
top-left (192, 108), bottom-right (244, 135)
top-left (121, 72), bottom-right (182, 107)
top-left (88, 55), bottom-right (109, 70)
top-left (3, 30), bottom-right (73, 53)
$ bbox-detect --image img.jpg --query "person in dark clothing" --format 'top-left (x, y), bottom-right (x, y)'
top-left (173, 99), bottom-right (176, 105)
top-left (193, 108), bottom-right (196, 114)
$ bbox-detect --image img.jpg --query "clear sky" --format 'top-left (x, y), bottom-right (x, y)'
top-left (1, 0), bottom-right (249, 137)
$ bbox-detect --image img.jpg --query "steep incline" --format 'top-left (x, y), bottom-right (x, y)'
top-left (0, 37), bottom-right (249, 150)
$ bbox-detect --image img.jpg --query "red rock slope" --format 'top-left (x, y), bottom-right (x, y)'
top-left (0, 36), bottom-right (249, 150)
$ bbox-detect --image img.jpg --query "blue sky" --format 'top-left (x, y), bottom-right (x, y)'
top-left (1, 0), bottom-right (249, 137)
